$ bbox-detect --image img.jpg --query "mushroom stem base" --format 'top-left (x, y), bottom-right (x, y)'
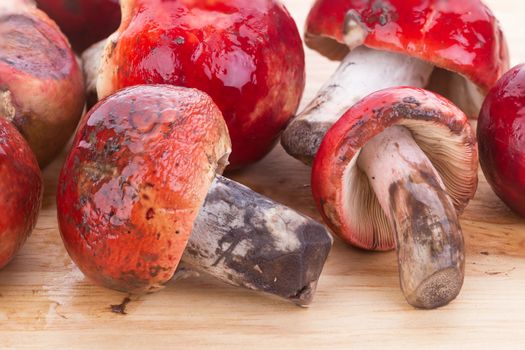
top-left (281, 46), bottom-right (434, 165)
top-left (182, 175), bottom-right (333, 307)
top-left (357, 126), bottom-right (465, 309)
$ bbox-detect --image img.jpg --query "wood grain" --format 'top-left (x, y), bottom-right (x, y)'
top-left (1, 1), bottom-right (525, 349)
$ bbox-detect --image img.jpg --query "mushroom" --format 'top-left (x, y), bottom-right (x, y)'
top-left (0, 0), bottom-right (85, 167)
top-left (312, 87), bottom-right (478, 309)
top-left (282, 0), bottom-right (508, 165)
top-left (35, 0), bottom-right (121, 53)
top-left (478, 64), bottom-right (525, 217)
top-left (57, 84), bottom-right (332, 306)
top-left (81, 0), bottom-right (305, 168)
top-left (0, 117), bottom-right (43, 270)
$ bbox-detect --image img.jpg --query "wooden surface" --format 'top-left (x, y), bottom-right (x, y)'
top-left (2, 1), bottom-right (525, 349)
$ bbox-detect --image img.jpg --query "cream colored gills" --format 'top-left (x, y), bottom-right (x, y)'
top-left (357, 125), bottom-right (464, 309)
top-left (298, 46), bottom-right (434, 124)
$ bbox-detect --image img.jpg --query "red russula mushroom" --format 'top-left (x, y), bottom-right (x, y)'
top-left (35, 0), bottom-right (121, 53)
top-left (282, 0), bottom-right (508, 165)
top-left (0, 0), bottom-right (85, 167)
top-left (312, 87), bottom-right (478, 308)
top-left (57, 85), bottom-right (332, 306)
top-left (0, 117), bottom-right (43, 270)
top-left (82, 0), bottom-right (305, 168)
top-left (478, 64), bottom-right (525, 217)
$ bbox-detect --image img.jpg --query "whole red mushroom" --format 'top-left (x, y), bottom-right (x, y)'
top-left (478, 64), bottom-right (525, 217)
top-left (57, 85), bottom-right (332, 304)
top-left (313, 87), bottom-right (478, 308)
top-left (83, 0), bottom-right (305, 168)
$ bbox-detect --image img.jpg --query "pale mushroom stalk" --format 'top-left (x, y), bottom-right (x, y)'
top-left (281, 46), bottom-right (434, 165)
top-left (185, 175), bottom-right (333, 307)
top-left (82, 40), bottom-right (106, 108)
top-left (357, 125), bottom-right (464, 309)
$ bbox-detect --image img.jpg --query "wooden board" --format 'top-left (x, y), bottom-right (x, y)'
top-left (2, 1), bottom-right (525, 348)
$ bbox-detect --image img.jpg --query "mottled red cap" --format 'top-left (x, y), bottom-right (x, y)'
top-left (312, 87), bottom-right (477, 250)
top-left (0, 1), bottom-right (85, 166)
top-left (57, 85), bottom-right (231, 293)
top-left (306, 0), bottom-right (508, 93)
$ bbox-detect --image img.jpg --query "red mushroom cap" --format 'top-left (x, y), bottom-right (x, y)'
top-left (0, 117), bottom-right (42, 269)
top-left (36, 0), bottom-right (121, 53)
top-left (478, 64), bottom-right (525, 217)
top-left (306, 0), bottom-right (508, 93)
top-left (0, 1), bottom-right (85, 166)
top-left (98, 0), bottom-right (305, 168)
top-left (57, 85), bottom-right (231, 293)
top-left (312, 87), bottom-right (477, 250)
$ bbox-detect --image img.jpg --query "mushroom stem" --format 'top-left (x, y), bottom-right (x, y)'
top-left (357, 126), bottom-right (465, 309)
top-left (281, 46), bottom-right (434, 165)
top-left (183, 175), bottom-right (333, 307)
top-left (82, 39), bottom-right (106, 109)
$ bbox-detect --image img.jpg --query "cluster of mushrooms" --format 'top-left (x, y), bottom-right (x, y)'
top-left (0, 0), bottom-right (523, 310)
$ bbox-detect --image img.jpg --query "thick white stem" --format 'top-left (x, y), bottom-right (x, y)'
top-left (281, 47), bottom-right (434, 165)
top-left (82, 40), bottom-right (106, 108)
top-left (306, 47), bottom-right (434, 124)
top-left (357, 126), bottom-right (464, 309)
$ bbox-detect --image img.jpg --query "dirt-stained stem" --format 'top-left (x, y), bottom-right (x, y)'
top-left (183, 175), bottom-right (333, 307)
top-left (281, 47), bottom-right (433, 165)
top-left (357, 126), bottom-right (465, 309)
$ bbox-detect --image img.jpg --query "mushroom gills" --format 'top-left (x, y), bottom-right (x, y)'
top-left (281, 46), bottom-right (434, 165)
top-left (183, 175), bottom-right (333, 307)
top-left (357, 125), bottom-right (465, 309)
top-left (427, 68), bottom-right (485, 119)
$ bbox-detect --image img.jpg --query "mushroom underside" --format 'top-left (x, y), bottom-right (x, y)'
top-left (341, 119), bottom-right (476, 250)
top-left (305, 34), bottom-right (484, 118)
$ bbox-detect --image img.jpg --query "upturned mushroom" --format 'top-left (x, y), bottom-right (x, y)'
top-left (82, 0), bottom-right (305, 168)
top-left (312, 87), bottom-right (478, 309)
top-left (35, 0), bottom-right (121, 53)
top-left (0, 117), bottom-right (43, 270)
top-left (0, 0), bottom-right (85, 167)
top-left (282, 0), bottom-right (508, 165)
top-left (478, 64), bottom-right (525, 217)
top-left (57, 85), bottom-right (332, 306)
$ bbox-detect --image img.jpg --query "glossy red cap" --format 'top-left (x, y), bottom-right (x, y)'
top-left (0, 117), bottom-right (42, 269)
top-left (306, 0), bottom-right (509, 93)
top-left (478, 64), bottom-right (525, 217)
top-left (98, 0), bottom-right (305, 168)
